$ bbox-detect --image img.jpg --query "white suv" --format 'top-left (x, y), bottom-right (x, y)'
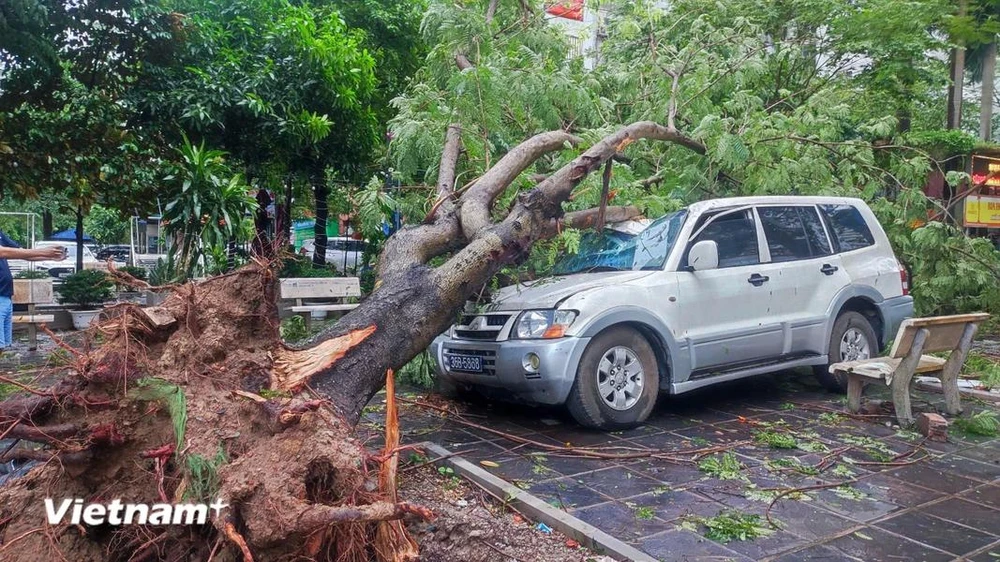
top-left (431, 196), bottom-right (913, 429)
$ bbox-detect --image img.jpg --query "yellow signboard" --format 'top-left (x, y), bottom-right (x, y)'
top-left (965, 194), bottom-right (1000, 227)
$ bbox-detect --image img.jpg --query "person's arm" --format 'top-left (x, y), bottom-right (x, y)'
top-left (0, 246), bottom-right (64, 261)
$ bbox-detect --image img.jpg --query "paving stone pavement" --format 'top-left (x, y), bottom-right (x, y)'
top-left (363, 370), bottom-right (1000, 562)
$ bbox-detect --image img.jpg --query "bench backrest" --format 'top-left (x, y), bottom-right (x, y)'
top-left (279, 277), bottom-right (361, 300)
top-left (889, 313), bottom-right (990, 358)
top-left (12, 279), bottom-right (54, 305)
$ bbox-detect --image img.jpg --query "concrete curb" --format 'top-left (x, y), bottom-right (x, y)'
top-left (421, 441), bottom-right (656, 562)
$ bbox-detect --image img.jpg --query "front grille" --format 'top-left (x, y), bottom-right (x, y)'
top-left (454, 329), bottom-right (501, 340)
top-left (452, 313), bottom-right (512, 342)
top-left (443, 347), bottom-right (497, 376)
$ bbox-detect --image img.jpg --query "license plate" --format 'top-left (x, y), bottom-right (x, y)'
top-left (447, 354), bottom-right (483, 373)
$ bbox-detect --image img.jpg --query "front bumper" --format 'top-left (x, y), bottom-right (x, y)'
top-left (877, 295), bottom-right (914, 346)
top-left (429, 334), bottom-right (591, 405)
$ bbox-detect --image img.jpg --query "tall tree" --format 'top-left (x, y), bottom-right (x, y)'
top-left (134, 0), bottom-right (379, 264)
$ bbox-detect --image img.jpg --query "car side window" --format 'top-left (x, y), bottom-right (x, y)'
top-left (798, 206), bottom-right (832, 256)
top-left (757, 206), bottom-right (832, 262)
top-left (818, 204), bottom-right (875, 252)
top-left (688, 210), bottom-right (759, 268)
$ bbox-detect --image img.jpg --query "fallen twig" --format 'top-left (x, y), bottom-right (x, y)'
top-left (763, 479), bottom-right (859, 528)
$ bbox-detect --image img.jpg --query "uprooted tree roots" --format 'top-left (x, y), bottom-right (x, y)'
top-left (0, 264), bottom-right (429, 562)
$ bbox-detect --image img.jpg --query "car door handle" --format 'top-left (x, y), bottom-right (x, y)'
top-left (747, 273), bottom-right (769, 286)
top-left (820, 263), bottom-right (839, 276)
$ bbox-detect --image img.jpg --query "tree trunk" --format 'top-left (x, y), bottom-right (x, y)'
top-left (981, 41), bottom-right (997, 141)
top-left (277, 121), bottom-right (705, 425)
top-left (312, 180), bottom-right (328, 268)
top-left (42, 210), bottom-right (53, 239)
top-left (75, 206), bottom-right (84, 273)
top-left (253, 188), bottom-right (272, 258)
top-left (947, 0), bottom-right (968, 130)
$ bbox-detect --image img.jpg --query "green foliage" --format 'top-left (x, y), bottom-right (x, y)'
top-left (147, 257), bottom-right (185, 286)
top-left (634, 506), bottom-right (656, 520)
top-left (185, 446), bottom-right (227, 502)
top-left (118, 265), bottom-right (148, 282)
top-left (954, 410), bottom-right (1000, 437)
top-left (838, 434), bottom-right (895, 462)
top-left (57, 270), bottom-right (114, 309)
top-left (85, 204), bottom-right (129, 245)
top-left (162, 137), bottom-right (257, 277)
top-left (754, 430), bottom-right (798, 449)
top-left (766, 457), bottom-right (820, 476)
top-left (882, 220), bottom-right (1000, 315)
top-left (280, 315), bottom-right (310, 343)
top-left (397, 350), bottom-right (435, 388)
top-left (698, 453), bottom-right (746, 481)
top-left (904, 130), bottom-right (978, 158)
top-left (962, 352), bottom-right (1000, 390)
top-left (130, 378), bottom-right (187, 450)
top-left (14, 270), bottom-right (48, 279)
top-left (697, 510), bottom-right (774, 543)
top-left (279, 256), bottom-right (338, 278)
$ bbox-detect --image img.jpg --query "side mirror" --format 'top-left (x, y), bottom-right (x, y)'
top-left (688, 240), bottom-right (719, 271)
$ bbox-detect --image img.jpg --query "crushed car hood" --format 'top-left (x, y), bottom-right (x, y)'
top-left (486, 271), bottom-right (654, 310)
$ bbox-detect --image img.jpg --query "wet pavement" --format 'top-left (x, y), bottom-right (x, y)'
top-left (366, 370), bottom-right (1000, 562)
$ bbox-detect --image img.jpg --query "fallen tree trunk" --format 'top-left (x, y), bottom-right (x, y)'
top-left (283, 120), bottom-right (704, 426)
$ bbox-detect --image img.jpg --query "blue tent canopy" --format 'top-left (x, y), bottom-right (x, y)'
top-left (50, 228), bottom-right (93, 242)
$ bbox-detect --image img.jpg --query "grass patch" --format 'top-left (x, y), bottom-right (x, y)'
top-left (634, 506), bottom-right (656, 520)
top-left (131, 378), bottom-right (187, 449)
top-left (779, 402), bottom-right (796, 410)
top-left (698, 453), bottom-right (746, 481)
top-left (954, 410), bottom-right (1000, 437)
top-left (754, 430), bottom-right (798, 449)
top-left (797, 440), bottom-right (829, 453)
top-left (698, 510), bottom-right (775, 543)
top-left (186, 446), bottom-right (227, 502)
top-left (0, 381), bottom-right (17, 401)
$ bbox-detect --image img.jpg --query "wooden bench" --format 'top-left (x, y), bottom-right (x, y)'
top-left (280, 277), bottom-right (361, 328)
top-left (830, 312), bottom-right (990, 427)
top-left (12, 279), bottom-right (55, 350)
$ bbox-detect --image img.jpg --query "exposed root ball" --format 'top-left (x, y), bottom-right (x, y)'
top-left (0, 264), bottom-right (422, 562)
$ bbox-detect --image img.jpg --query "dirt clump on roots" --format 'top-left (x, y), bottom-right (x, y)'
top-left (0, 264), bottom-right (422, 562)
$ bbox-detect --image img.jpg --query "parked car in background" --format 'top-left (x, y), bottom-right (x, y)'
top-left (431, 196), bottom-right (913, 429)
top-left (96, 245), bottom-right (132, 264)
top-left (300, 237), bottom-right (367, 272)
top-left (8, 241), bottom-right (103, 278)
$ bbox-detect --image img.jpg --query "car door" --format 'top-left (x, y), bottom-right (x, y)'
top-left (755, 205), bottom-right (852, 356)
top-left (676, 208), bottom-right (784, 374)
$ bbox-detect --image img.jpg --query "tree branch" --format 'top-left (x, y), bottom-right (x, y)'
top-left (557, 205), bottom-right (642, 233)
top-left (455, 54), bottom-right (473, 71)
top-left (459, 130), bottom-right (581, 239)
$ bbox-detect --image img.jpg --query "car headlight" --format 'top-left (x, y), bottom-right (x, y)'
top-left (514, 309), bottom-right (577, 339)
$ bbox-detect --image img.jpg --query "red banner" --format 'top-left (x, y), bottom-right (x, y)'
top-left (545, 0), bottom-right (584, 21)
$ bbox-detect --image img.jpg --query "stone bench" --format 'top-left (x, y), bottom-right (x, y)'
top-left (830, 312), bottom-right (990, 427)
top-left (279, 277), bottom-right (361, 328)
top-left (12, 279), bottom-right (55, 350)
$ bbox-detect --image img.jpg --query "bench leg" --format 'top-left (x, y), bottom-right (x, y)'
top-left (939, 323), bottom-right (977, 416)
top-left (889, 328), bottom-right (929, 428)
top-left (26, 304), bottom-right (37, 351)
top-left (846, 374), bottom-right (864, 413)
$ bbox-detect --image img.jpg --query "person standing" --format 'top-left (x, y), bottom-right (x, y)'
top-left (0, 232), bottom-right (63, 349)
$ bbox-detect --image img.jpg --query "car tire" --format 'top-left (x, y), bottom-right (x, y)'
top-left (814, 311), bottom-right (879, 393)
top-left (566, 326), bottom-right (659, 430)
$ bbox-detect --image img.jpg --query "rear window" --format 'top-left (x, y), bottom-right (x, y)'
top-left (818, 204), bottom-right (875, 252)
top-left (757, 206), bottom-right (833, 262)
